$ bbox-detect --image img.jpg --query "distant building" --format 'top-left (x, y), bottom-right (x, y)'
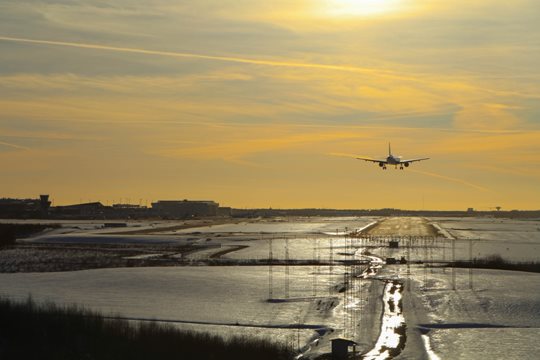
top-left (151, 200), bottom-right (219, 218)
top-left (52, 202), bottom-right (106, 219)
top-left (106, 204), bottom-right (151, 219)
top-left (111, 204), bottom-right (141, 209)
top-left (0, 194), bottom-right (51, 218)
top-left (217, 207), bottom-right (232, 217)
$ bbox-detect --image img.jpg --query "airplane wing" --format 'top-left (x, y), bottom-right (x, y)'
top-left (401, 157), bottom-right (430, 163)
top-left (356, 156), bottom-right (387, 164)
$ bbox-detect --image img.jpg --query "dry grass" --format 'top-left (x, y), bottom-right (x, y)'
top-left (0, 297), bottom-right (293, 360)
top-left (450, 254), bottom-right (540, 273)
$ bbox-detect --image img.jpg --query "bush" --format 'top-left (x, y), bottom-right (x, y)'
top-left (451, 254), bottom-right (540, 273)
top-left (0, 226), bottom-right (16, 247)
top-left (0, 224), bottom-right (59, 248)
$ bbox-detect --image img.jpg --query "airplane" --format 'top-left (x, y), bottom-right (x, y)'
top-left (356, 143), bottom-right (429, 170)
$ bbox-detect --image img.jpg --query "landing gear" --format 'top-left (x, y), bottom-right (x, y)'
top-left (400, 166), bottom-right (404, 170)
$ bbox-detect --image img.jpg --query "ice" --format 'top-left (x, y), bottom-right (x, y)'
top-left (22, 234), bottom-right (191, 245)
top-left (174, 217), bottom-right (376, 235)
top-left (2, 216), bottom-right (540, 358)
top-left (433, 217), bottom-right (540, 261)
top-left (430, 327), bottom-right (540, 360)
top-left (0, 265), bottom-right (348, 350)
top-left (395, 264), bottom-right (540, 360)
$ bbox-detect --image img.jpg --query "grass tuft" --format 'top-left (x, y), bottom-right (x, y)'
top-left (0, 297), bottom-right (293, 360)
top-left (450, 254), bottom-right (540, 273)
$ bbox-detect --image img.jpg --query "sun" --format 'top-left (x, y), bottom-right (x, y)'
top-left (326, 0), bottom-right (403, 17)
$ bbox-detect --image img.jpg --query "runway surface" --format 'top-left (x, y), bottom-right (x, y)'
top-left (366, 217), bottom-right (437, 237)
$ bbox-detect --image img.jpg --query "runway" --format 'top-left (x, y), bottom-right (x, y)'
top-left (366, 217), bottom-right (437, 237)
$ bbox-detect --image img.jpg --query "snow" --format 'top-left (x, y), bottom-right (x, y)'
top-left (433, 217), bottom-right (540, 262)
top-left (174, 217), bottom-right (377, 235)
top-left (2, 216), bottom-right (540, 358)
top-left (429, 327), bottom-right (539, 359)
top-left (0, 265), bottom-right (349, 350)
top-left (386, 261), bottom-right (540, 359)
top-left (22, 234), bottom-right (192, 245)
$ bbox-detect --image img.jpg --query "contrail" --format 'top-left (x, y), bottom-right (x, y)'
top-left (408, 169), bottom-right (490, 192)
top-left (3, 36), bottom-right (536, 101)
top-left (328, 152), bottom-right (365, 159)
top-left (0, 35), bottom-right (397, 76)
top-left (0, 140), bottom-right (30, 150)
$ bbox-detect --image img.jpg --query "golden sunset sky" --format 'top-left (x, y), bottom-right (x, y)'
top-left (1, 0), bottom-right (539, 210)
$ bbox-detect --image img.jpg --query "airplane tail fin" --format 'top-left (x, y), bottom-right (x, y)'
top-left (388, 142), bottom-right (392, 156)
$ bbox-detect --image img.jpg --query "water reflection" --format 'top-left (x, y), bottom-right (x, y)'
top-left (362, 281), bottom-right (406, 360)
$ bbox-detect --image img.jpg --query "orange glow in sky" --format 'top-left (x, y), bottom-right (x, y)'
top-left (0, 0), bottom-right (539, 210)
top-left (324, 0), bottom-right (405, 17)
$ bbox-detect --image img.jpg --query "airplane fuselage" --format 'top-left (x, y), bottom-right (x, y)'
top-left (386, 155), bottom-right (401, 165)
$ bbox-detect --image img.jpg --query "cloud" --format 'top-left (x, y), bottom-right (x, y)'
top-left (156, 130), bottom-right (364, 160)
top-left (453, 103), bottom-right (522, 130)
top-left (431, 131), bottom-right (540, 155)
top-left (0, 140), bottom-right (30, 151)
top-left (1, 36), bottom-right (537, 136)
top-left (1, 1), bottom-right (539, 208)
top-left (0, 36), bottom-right (399, 77)
top-left (461, 163), bottom-right (540, 178)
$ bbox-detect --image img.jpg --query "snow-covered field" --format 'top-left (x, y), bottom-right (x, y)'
top-left (433, 217), bottom-right (540, 262)
top-left (1, 216), bottom-right (539, 359)
top-left (400, 217), bottom-right (540, 360)
top-left (403, 266), bottom-right (540, 360)
top-left (0, 265), bottom-right (355, 352)
top-left (172, 217), bottom-right (376, 235)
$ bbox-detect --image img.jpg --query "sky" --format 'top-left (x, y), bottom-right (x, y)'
top-left (1, 0), bottom-right (539, 210)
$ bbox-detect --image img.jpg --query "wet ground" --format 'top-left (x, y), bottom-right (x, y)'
top-left (1, 216), bottom-right (539, 359)
top-left (366, 217), bottom-right (437, 237)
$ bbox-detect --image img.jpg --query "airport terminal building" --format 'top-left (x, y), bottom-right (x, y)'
top-left (0, 195), bottom-right (51, 218)
top-left (151, 200), bottom-right (219, 218)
